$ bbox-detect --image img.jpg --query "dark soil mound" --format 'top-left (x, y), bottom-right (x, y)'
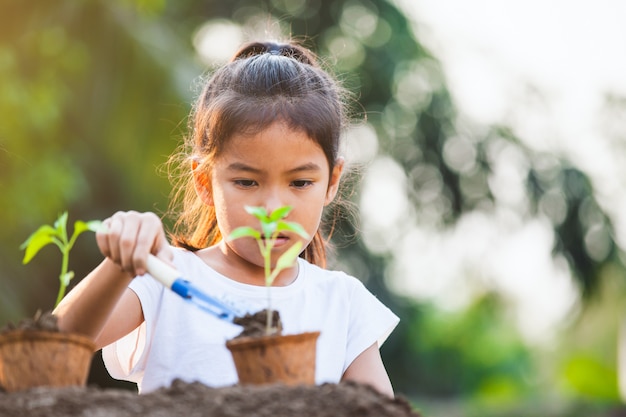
top-left (0, 379), bottom-right (421, 417)
top-left (233, 309), bottom-right (282, 338)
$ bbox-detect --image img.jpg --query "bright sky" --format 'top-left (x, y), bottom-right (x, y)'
top-left (375, 0), bottom-right (626, 343)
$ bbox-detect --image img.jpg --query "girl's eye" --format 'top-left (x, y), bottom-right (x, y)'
top-left (234, 179), bottom-right (257, 188)
top-left (291, 180), bottom-right (313, 189)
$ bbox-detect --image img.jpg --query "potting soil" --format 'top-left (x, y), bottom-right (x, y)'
top-left (0, 379), bottom-right (421, 416)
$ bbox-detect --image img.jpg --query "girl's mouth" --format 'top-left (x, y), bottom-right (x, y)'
top-left (264, 235), bottom-right (290, 247)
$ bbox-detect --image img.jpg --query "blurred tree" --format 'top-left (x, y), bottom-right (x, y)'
top-left (0, 0), bottom-right (198, 319)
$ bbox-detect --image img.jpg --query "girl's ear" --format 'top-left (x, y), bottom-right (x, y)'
top-left (192, 158), bottom-right (213, 206)
top-left (324, 157), bottom-right (345, 206)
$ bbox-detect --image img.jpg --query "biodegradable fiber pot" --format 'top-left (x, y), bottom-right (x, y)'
top-left (0, 329), bottom-right (95, 392)
top-left (226, 331), bottom-right (320, 385)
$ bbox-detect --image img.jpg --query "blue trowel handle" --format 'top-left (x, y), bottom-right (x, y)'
top-left (145, 254), bottom-right (237, 322)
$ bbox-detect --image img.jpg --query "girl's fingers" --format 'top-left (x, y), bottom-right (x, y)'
top-left (133, 212), bottom-right (167, 276)
top-left (97, 211), bottom-right (165, 277)
top-left (97, 214), bottom-right (126, 262)
top-left (116, 211), bottom-right (145, 275)
top-left (95, 219), bottom-right (112, 258)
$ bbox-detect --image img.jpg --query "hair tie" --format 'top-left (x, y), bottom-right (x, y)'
top-left (231, 42), bottom-right (317, 66)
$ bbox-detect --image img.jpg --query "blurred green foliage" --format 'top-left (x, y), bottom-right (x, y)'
top-left (1, 0), bottom-right (625, 414)
top-left (561, 354), bottom-right (618, 401)
top-left (387, 294), bottom-right (533, 400)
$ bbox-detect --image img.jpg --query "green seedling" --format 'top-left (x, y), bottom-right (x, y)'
top-left (21, 212), bottom-right (103, 308)
top-left (228, 205), bottom-right (309, 334)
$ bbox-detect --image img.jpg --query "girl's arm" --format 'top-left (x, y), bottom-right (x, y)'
top-left (54, 211), bottom-right (172, 349)
top-left (341, 342), bottom-right (395, 398)
top-left (54, 258), bottom-right (143, 350)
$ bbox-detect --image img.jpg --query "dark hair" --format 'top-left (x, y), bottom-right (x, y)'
top-left (168, 41), bottom-right (348, 267)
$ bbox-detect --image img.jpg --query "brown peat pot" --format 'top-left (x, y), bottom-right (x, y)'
top-left (226, 331), bottom-right (320, 386)
top-left (0, 329), bottom-right (95, 392)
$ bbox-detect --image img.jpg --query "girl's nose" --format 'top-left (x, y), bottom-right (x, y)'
top-left (262, 190), bottom-right (286, 215)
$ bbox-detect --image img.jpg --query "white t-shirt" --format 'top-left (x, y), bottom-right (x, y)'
top-left (103, 247), bottom-right (399, 393)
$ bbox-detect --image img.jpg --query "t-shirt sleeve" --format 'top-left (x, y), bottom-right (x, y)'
top-left (101, 273), bottom-right (162, 383)
top-left (344, 275), bottom-right (400, 371)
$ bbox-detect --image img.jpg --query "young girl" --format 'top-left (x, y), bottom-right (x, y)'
top-left (54, 41), bottom-right (399, 397)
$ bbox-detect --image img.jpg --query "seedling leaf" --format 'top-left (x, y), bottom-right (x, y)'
top-left (245, 206), bottom-right (269, 221)
top-left (21, 212), bottom-right (101, 308)
top-left (274, 241), bottom-right (303, 274)
top-left (230, 205), bottom-right (308, 334)
top-left (276, 221), bottom-right (309, 239)
top-left (261, 221), bottom-right (277, 238)
top-left (269, 206), bottom-right (292, 222)
top-left (20, 225), bottom-right (57, 264)
top-left (73, 221), bottom-right (89, 236)
top-left (228, 227), bottom-right (261, 241)
top-left (54, 212), bottom-right (68, 235)
top-left (85, 220), bottom-right (106, 233)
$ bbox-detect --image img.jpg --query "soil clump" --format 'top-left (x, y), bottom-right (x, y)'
top-left (0, 310), bottom-right (58, 333)
top-left (233, 309), bottom-right (282, 338)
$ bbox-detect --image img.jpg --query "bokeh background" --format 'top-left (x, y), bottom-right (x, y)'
top-left (2, 0), bottom-right (626, 415)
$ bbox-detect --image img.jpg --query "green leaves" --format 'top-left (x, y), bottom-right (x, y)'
top-left (228, 205), bottom-right (310, 333)
top-left (227, 205), bottom-right (310, 284)
top-left (276, 221), bottom-right (308, 239)
top-left (20, 224), bottom-right (58, 265)
top-left (74, 219), bottom-right (105, 236)
top-left (245, 206), bottom-right (271, 220)
top-left (228, 226), bottom-right (261, 241)
top-left (272, 241), bottom-right (304, 282)
top-left (231, 206), bottom-right (309, 242)
top-left (268, 206), bottom-right (292, 222)
top-left (21, 214), bottom-right (102, 265)
top-left (20, 212), bottom-right (102, 308)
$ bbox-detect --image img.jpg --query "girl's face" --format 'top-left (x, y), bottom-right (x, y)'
top-left (197, 121), bottom-right (343, 279)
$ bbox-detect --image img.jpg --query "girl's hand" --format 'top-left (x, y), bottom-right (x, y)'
top-left (97, 211), bottom-right (173, 277)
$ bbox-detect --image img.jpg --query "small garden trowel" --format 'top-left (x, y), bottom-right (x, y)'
top-left (146, 254), bottom-right (239, 322)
